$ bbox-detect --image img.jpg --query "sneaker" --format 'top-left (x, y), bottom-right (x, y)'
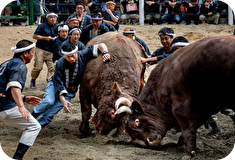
top-left (30, 79), bottom-right (36, 88)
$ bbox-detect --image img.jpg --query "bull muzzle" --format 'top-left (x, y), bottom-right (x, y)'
top-left (114, 97), bottom-right (132, 115)
top-left (146, 135), bottom-right (162, 147)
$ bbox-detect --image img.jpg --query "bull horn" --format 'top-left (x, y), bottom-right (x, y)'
top-left (114, 106), bottom-right (132, 115)
top-left (115, 97), bottom-right (131, 111)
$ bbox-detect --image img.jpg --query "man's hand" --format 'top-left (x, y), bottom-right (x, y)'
top-left (25, 96), bottom-right (41, 106)
top-left (60, 95), bottom-right (72, 113)
top-left (102, 53), bottom-right (110, 62)
top-left (19, 106), bottom-right (30, 121)
top-left (107, 9), bottom-right (112, 14)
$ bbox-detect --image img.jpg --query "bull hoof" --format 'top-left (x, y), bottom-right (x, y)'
top-left (79, 121), bottom-right (91, 135)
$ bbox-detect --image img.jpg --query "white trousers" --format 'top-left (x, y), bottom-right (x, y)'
top-left (0, 106), bottom-right (41, 146)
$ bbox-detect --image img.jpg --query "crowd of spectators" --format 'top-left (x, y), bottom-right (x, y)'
top-left (0, 0), bottom-right (231, 26)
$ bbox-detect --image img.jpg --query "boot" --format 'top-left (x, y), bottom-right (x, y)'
top-left (30, 79), bottom-right (36, 89)
top-left (13, 143), bottom-right (29, 160)
top-left (208, 121), bottom-right (220, 135)
top-left (31, 111), bottom-right (40, 119)
top-left (204, 122), bottom-right (210, 129)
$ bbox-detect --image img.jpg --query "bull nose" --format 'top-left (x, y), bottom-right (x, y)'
top-left (147, 137), bottom-right (160, 147)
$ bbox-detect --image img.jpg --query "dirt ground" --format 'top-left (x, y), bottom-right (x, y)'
top-left (0, 23), bottom-right (235, 160)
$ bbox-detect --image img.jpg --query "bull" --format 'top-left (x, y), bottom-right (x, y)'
top-left (79, 32), bottom-right (147, 136)
top-left (117, 36), bottom-right (235, 156)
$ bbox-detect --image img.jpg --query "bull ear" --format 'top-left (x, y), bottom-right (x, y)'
top-left (131, 100), bottom-right (143, 115)
top-left (111, 82), bottom-right (122, 98)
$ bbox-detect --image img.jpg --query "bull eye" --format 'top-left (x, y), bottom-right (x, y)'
top-left (111, 110), bottom-right (115, 114)
top-left (135, 119), bottom-right (139, 127)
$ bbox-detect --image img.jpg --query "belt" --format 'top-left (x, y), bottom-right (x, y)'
top-left (0, 93), bottom-right (6, 98)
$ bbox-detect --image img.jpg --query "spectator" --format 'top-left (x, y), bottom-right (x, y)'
top-left (0, 40), bottom-right (41, 160)
top-left (94, 8), bottom-right (117, 32)
top-left (120, 0), bottom-right (139, 25)
top-left (122, 27), bottom-right (151, 56)
top-left (31, 41), bottom-right (110, 128)
top-left (11, 0), bottom-right (23, 26)
top-left (0, 7), bottom-right (11, 26)
top-left (144, 0), bottom-right (163, 25)
top-left (53, 24), bottom-right (69, 63)
top-left (83, 0), bottom-right (97, 16)
top-left (68, 18), bottom-right (80, 29)
top-left (65, 0), bottom-right (92, 30)
top-left (80, 13), bottom-right (109, 45)
top-left (205, 109), bottom-right (235, 135)
top-left (65, 27), bottom-right (85, 51)
top-left (101, 0), bottom-right (115, 11)
top-left (199, 0), bottom-right (220, 25)
top-left (30, 12), bottom-right (58, 89)
top-left (34, 0), bottom-right (42, 25)
top-left (140, 27), bottom-right (175, 64)
top-left (181, 0), bottom-right (200, 25)
top-left (103, 1), bottom-right (120, 31)
top-left (161, 0), bottom-right (182, 24)
top-left (170, 36), bottom-right (190, 50)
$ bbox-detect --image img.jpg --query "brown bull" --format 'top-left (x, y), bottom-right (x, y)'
top-left (117, 35), bottom-right (235, 156)
top-left (79, 32), bottom-right (147, 136)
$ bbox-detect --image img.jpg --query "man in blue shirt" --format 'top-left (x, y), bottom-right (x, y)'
top-left (122, 27), bottom-right (151, 56)
top-left (80, 13), bottom-right (109, 45)
top-left (31, 12), bottom-right (58, 88)
top-left (31, 41), bottom-right (110, 128)
top-left (0, 40), bottom-right (41, 160)
top-left (140, 27), bottom-right (175, 64)
top-left (65, 0), bottom-right (92, 30)
top-left (103, 1), bottom-right (120, 31)
top-left (53, 24), bottom-right (69, 63)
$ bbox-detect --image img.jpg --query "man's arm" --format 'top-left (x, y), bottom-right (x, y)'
top-left (33, 34), bottom-right (56, 41)
top-left (106, 9), bottom-right (119, 24)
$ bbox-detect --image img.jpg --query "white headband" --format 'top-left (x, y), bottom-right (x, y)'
top-left (46, 13), bottom-right (58, 18)
top-left (69, 28), bottom-right (82, 35)
top-left (122, 30), bottom-right (135, 34)
top-left (58, 25), bottom-right (69, 31)
top-left (11, 43), bottom-right (36, 54)
top-left (171, 42), bottom-right (190, 47)
top-left (61, 46), bottom-right (78, 55)
top-left (159, 33), bottom-right (176, 37)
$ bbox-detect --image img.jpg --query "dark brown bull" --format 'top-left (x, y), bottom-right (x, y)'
top-left (79, 32), bottom-right (147, 136)
top-left (118, 35), bottom-right (235, 156)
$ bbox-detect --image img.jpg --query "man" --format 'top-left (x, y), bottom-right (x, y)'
top-left (181, 0), bottom-right (200, 25)
top-left (80, 13), bottom-right (109, 45)
top-left (0, 7), bottom-right (11, 26)
top-left (68, 18), bottom-right (80, 29)
top-left (31, 12), bottom-right (58, 88)
top-left (31, 41), bottom-right (110, 128)
top-left (122, 27), bottom-right (151, 56)
top-left (141, 27), bottom-right (175, 64)
top-left (66, 27), bottom-right (85, 51)
top-left (0, 40), bottom-right (41, 160)
top-left (53, 24), bottom-right (69, 63)
top-left (170, 36), bottom-right (190, 50)
top-left (65, 0), bottom-right (92, 30)
top-left (199, 0), bottom-right (220, 25)
top-left (161, 0), bottom-right (182, 24)
top-left (144, 0), bottom-right (163, 25)
top-left (121, 0), bottom-right (139, 25)
top-left (94, 8), bottom-right (117, 32)
top-left (103, 1), bottom-right (120, 31)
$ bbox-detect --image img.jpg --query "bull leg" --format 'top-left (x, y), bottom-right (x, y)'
top-left (172, 105), bottom-right (197, 156)
top-left (79, 86), bottom-right (92, 135)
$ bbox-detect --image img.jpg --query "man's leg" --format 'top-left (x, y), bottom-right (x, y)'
top-left (32, 80), bottom-right (55, 118)
top-left (0, 106), bottom-right (41, 160)
top-left (31, 47), bottom-right (45, 88)
top-left (44, 50), bottom-right (55, 80)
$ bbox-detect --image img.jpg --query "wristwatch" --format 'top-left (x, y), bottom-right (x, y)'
top-left (102, 51), bottom-right (108, 55)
